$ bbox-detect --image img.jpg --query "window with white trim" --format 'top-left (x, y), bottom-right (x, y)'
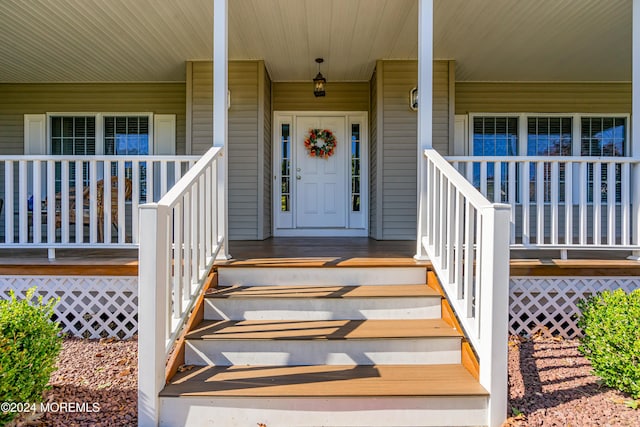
top-left (51, 116), bottom-right (96, 192)
top-left (49, 113), bottom-right (153, 198)
top-left (527, 117), bottom-right (572, 203)
top-left (470, 114), bottom-right (628, 203)
top-left (581, 117), bottom-right (626, 202)
top-left (471, 117), bottom-right (518, 201)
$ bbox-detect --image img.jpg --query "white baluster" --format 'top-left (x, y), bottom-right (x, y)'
top-left (550, 162), bottom-right (559, 245)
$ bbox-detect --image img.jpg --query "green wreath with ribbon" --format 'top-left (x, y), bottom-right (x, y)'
top-left (304, 128), bottom-right (337, 159)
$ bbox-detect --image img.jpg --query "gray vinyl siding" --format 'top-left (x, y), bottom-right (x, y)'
top-left (190, 62), bottom-right (213, 155)
top-left (228, 62), bottom-right (260, 240)
top-left (273, 82), bottom-right (369, 111)
top-left (188, 60), bottom-right (266, 240)
top-left (455, 82), bottom-right (631, 114)
top-left (377, 60), bottom-right (451, 240)
top-left (262, 66), bottom-right (272, 239)
top-left (0, 83), bottom-right (186, 154)
top-left (369, 68), bottom-right (379, 239)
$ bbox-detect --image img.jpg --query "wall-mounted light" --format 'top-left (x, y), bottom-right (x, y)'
top-left (313, 58), bottom-right (326, 97)
top-left (227, 90), bottom-right (231, 110)
top-left (410, 87), bottom-right (418, 111)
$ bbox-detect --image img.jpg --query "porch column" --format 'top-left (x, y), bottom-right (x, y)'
top-left (632, 0), bottom-right (640, 259)
top-left (213, 0), bottom-right (230, 258)
top-left (415, 0), bottom-right (433, 260)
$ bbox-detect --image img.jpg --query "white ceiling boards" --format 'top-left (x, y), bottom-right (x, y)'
top-left (0, 0), bottom-right (631, 83)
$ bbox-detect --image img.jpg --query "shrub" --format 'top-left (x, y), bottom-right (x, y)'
top-left (0, 288), bottom-right (62, 425)
top-left (577, 289), bottom-right (640, 399)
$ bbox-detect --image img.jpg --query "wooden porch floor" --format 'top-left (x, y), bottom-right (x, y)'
top-left (1, 238), bottom-right (639, 276)
top-left (219, 238), bottom-right (421, 267)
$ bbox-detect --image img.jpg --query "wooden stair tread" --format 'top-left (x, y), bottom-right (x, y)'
top-left (205, 284), bottom-right (440, 299)
top-left (186, 319), bottom-right (460, 340)
top-left (215, 257), bottom-right (430, 268)
top-left (161, 364), bottom-right (487, 397)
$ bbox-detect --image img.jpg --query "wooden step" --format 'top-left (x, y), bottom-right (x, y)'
top-left (161, 364), bottom-right (487, 398)
top-left (205, 284), bottom-right (439, 299)
top-left (186, 318), bottom-right (459, 341)
top-left (216, 266), bottom-right (429, 286)
top-left (204, 284), bottom-right (443, 321)
top-left (184, 319), bottom-right (462, 366)
top-left (215, 257), bottom-right (429, 268)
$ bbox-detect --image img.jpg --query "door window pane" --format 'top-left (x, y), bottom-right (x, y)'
top-left (351, 124), bottom-right (361, 212)
top-left (280, 124), bottom-right (291, 212)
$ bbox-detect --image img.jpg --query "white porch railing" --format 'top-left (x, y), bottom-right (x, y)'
top-left (0, 155), bottom-right (199, 251)
top-left (418, 148), bottom-right (510, 427)
top-left (138, 146), bottom-right (225, 426)
top-left (448, 156), bottom-right (640, 254)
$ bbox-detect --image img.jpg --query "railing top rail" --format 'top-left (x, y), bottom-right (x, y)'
top-left (424, 148), bottom-right (493, 210)
top-left (155, 146), bottom-right (223, 209)
top-left (446, 155), bottom-right (636, 163)
top-left (0, 154), bottom-right (201, 161)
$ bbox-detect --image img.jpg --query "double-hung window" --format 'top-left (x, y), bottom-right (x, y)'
top-left (471, 116), bottom-right (518, 201)
top-left (581, 117), bottom-right (626, 202)
top-left (49, 113), bottom-right (153, 197)
top-left (526, 117), bottom-right (572, 203)
top-left (50, 116), bottom-right (96, 192)
top-left (104, 116), bottom-right (150, 199)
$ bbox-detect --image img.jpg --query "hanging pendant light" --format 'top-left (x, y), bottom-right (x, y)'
top-left (313, 58), bottom-right (326, 97)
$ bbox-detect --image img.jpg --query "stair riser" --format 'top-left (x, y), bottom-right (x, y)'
top-left (185, 338), bottom-right (461, 366)
top-left (204, 297), bottom-right (442, 320)
top-left (218, 267), bottom-right (428, 286)
top-left (159, 396), bottom-right (488, 427)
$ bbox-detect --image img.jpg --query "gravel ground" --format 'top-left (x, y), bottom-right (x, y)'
top-left (506, 336), bottom-right (639, 427)
top-left (10, 336), bottom-right (638, 426)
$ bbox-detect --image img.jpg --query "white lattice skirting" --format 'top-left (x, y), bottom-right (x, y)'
top-left (510, 277), bottom-right (640, 338)
top-left (1, 275), bottom-right (638, 339)
top-left (0, 276), bottom-right (137, 339)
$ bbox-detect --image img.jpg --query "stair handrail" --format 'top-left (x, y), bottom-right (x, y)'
top-left (418, 147), bottom-right (510, 427)
top-left (138, 145), bottom-right (225, 426)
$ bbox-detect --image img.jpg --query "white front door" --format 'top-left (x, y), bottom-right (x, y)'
top-left (273, 112), bottom-right (368, 236)
top-left (295, 116), bottom-right (346, 228)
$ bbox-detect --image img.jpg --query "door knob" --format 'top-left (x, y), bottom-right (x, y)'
top-left (296, 175), bottom-right (301, 180)
top-left (296, 168), bottom-right (301, 172)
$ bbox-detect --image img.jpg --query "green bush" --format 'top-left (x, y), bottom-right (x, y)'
top-left (0, 288), bottom-right (62, 425)
top-left (577, 289), bottom-right (640, 399)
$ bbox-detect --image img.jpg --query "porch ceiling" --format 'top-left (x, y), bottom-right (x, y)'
top-left (0, 0), bottom-right (631, 83)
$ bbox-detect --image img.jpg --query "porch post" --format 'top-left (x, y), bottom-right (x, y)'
top-left (415, 0), bottom-right (433, 260)
top-left (631, 0), bottom-right (640, 259)
top-left (213, 0), bottom-right (230, 258)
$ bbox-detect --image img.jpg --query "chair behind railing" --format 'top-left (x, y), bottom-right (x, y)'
top-left (53, 176), bottom-right (133, 242)
top-left (0, 155), bottom-right (199, 254)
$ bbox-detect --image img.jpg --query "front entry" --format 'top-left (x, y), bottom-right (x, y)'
top-left (295, 116), bottom-right (346, 228)
top-left (273, 112), bottom-right (368, 236)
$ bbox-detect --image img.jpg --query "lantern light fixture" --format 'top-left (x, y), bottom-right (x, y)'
top-left (313, 58), bottom-right (326, 98)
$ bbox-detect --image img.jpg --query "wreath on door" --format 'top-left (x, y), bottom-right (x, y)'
top-left (304, 128), bottom-right (337, 159)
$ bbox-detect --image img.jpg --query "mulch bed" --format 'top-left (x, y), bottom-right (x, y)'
top-left (19, 337), bottom-right (138, 427)
top-left (506, 336), bottom-right (639, 426)
top-left (10, 335), bottom-right (639, 426)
